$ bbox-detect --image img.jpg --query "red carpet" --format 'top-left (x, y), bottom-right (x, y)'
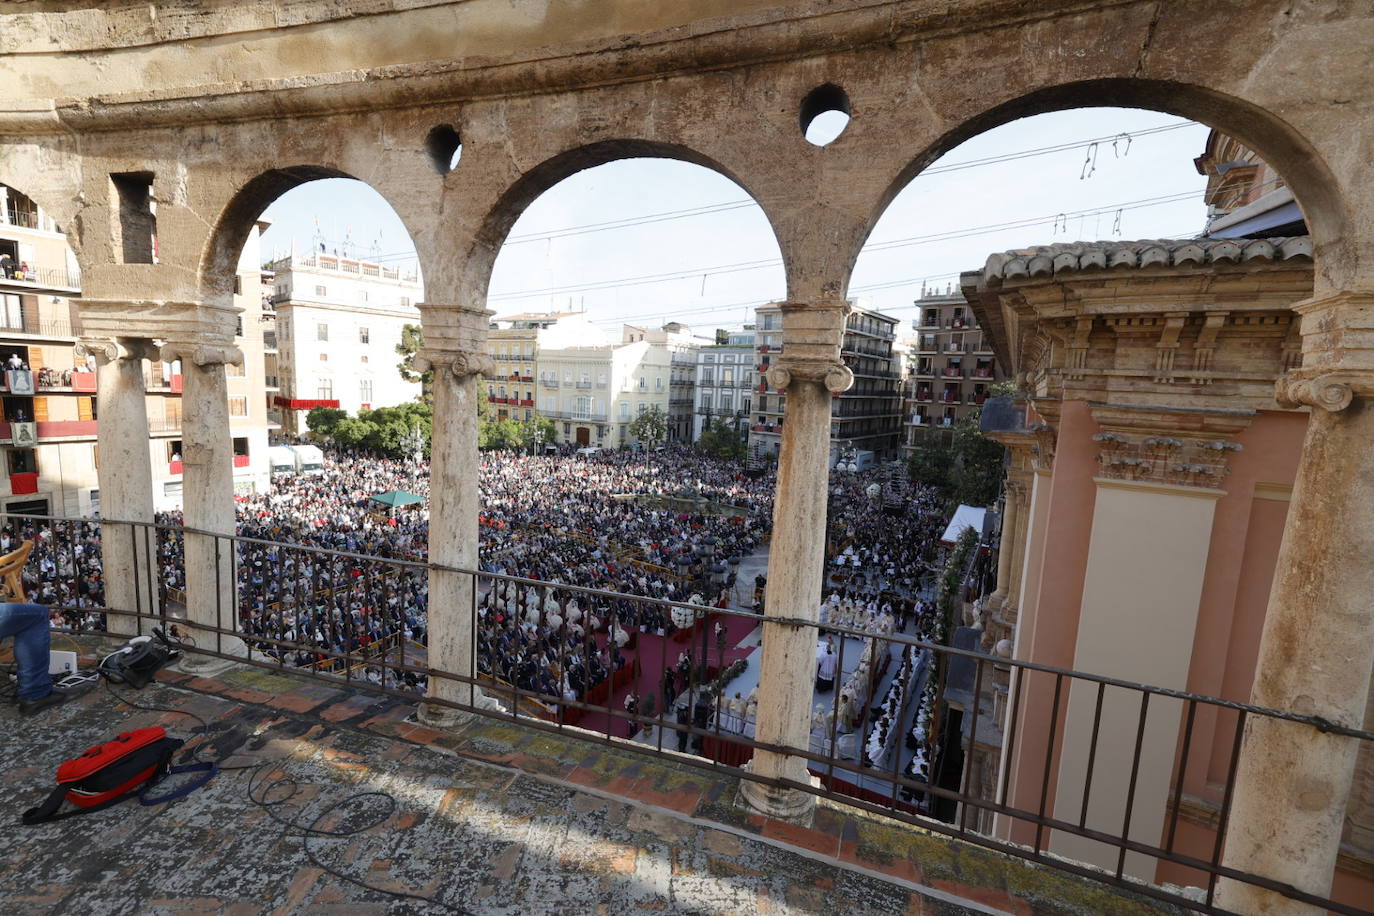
top-left (575, 611), bottom-right (760, 738)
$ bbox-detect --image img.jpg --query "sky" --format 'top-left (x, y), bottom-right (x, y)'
top-left (259, 107), bottom-right (1212, 334)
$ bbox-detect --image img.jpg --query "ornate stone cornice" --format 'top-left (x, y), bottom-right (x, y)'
top-left (763, 300), bottom-right (854, 393)
top-left (413, 302), bottom-right (496, 379)
top-left (1089, 404), bottom-right (1252, 489)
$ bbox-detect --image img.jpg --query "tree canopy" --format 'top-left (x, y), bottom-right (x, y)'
top-left (627, 405), bottom-right (668, 447)
top-left (697, 416), bottom-right (747, 461)
top-left (907, 407), bottom-right (1006, 508)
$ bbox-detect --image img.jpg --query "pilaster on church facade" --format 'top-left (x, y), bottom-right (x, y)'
top-left (962, 237), bottom-right (1339, 882)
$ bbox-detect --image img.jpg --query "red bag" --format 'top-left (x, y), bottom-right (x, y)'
top-left (21, 727), bottom-right (195, 825)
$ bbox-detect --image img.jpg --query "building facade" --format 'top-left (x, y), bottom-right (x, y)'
top-left (484, 311), bottom-right (604, 422)
top-left (0, 184), bottom-right (274, 516)
top-left (537, 337), bottom-right (671, 448)
top-left (267, 252), bottom-right (423, 433)
top-left (692, 329), bottom-right (756, 443)
top-left (622, 322), bottom-right (707, 443)
top-left (901, 288), bottom-right (1003, 458)
top-left (750, 303), bottom-right (902, 465)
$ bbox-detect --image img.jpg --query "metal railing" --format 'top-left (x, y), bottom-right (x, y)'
top-left (8, 511), bottom-right (1370, 916)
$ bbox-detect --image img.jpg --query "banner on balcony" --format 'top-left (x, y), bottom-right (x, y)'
top-left (11, 422), bottom-right (37, 447)
top-left (6, 370), bottom-right (34, 395)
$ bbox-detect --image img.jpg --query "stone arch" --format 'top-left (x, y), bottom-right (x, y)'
top-left (453, 139), bottom-right (786, 308)
top-left (861, 78), bottom-right (1350, 294)
top-left (197, 165), bottom-right (426, 304)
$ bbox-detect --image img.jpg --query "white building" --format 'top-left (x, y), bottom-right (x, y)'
top-left (537, 337), bottom-right (671, 448)
top-left (621, 322), bottom-right (710, 443)
top-left (266, 251), bottom-right (423, 433)
top-left (692, 328), bottom-right (756, 442)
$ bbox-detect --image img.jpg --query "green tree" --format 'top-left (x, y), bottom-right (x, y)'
top-left (519, 415), bottom-right (557, 452)
top-left (907, 434), bottom-right (953, 493)
top-left (306, 406), bottom-right (347, 438)
top-left (396, 323), bottom-right (433, 397)
top-left (907, 411), bottom-right (1005, 507)
top-left (627, 405), bottom-right (668, 447)
top-left (697, 416), bottom-right (746, 461)
top-left (949, 408), bottom-right (1005, 507)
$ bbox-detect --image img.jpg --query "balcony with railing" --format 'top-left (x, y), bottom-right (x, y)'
top-left (4, 512), bottom-right (1369, 916)
top-left (0, 262), bottom-right (81, 293)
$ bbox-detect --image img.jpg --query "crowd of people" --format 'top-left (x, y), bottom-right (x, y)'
top-left (5, 441), bottom-right (968, 806)
top-left (5, 445), bottom-right (776, 706)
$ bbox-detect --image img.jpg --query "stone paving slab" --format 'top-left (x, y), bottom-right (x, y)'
top-left (1, 655), bottom-right (1177, 915)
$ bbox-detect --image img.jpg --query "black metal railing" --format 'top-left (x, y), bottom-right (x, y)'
top-left (5, 511), bottom-right (1370, 916)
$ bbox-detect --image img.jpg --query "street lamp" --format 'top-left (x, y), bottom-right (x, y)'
top-left (400, 424), bottom-right (425, 482)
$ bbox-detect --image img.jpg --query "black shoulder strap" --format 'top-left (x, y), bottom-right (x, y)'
top-left (21, 784), bottom-right (142, 826)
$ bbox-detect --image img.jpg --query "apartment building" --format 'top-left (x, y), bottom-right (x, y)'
top-left (901, 288), bottom-right (1002, 457)
top-left (621, 322), bottom-right (708, 443)
top-left (537, 338), bottom-right (671, 448)
top-left (749, 302), bottom-right (902, 465)
top-left (484, 311), bottom-right (604, 422)
top-left (692, 329), bottom-right (755, 442)
top-left (267, 251), bottom-right (423, 434)
top-left (0, 183), bottom-right (275, 515)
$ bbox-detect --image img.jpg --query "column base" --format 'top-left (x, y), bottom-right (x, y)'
top-left (738, 762), bottom-right (821, 826)
top-left (417, 688), bottom-right (504, 729)
top-left (172, 634), bottom-right (249, 678)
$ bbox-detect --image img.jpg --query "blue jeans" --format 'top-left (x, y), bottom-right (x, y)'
top-left (0, 602), bottom-right (53, 702)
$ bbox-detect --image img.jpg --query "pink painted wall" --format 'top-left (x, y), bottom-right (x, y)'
top-left (1004, 400), bottom-right (1101, 846)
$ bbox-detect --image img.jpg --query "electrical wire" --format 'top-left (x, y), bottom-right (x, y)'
top-left (294, 119), bottom-right (1197, 259)
top-left (488, 185), bottom-right (1215, 305)
top-left (101, 677), bottom-right (468, 913)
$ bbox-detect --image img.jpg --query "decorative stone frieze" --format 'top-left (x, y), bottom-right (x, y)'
top-left (413, 302), bottom-right (496, 378)
top-left (763, 300), bottom-right (855, 394)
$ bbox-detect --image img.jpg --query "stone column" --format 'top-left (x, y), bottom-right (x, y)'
top-left (1218, 292), bottom-right (1374, 914)
top-left (163, 338), bottom-right (248, 668)
top-left (990, 487), bottom-right (1019, 602)
top-left (79, 336), bottom-right (159, 638)
top-left (741, 300), bottom-right (854, 823)
top-left (412, 303), bottom-right (501, 727)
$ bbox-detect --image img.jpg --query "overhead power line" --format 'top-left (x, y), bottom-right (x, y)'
top-left (288, 119), bottom-right (1198, 261)
top-left (489, 185), bottom-right (1211, 303)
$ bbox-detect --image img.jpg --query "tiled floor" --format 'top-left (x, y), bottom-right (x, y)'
top-left (1, 656), bottom-right (1175, 915)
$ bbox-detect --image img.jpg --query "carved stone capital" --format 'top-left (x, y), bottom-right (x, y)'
top-left (75, 336), bottom-right (159, 365)
top-left (415, 349), bottom-right (497, 379)
top-left (765, 299), bottom-right (855, 393)
top-left (78, 299), bottom-right (239, 350)
top-left (415, 302), bottom-right (497, 380)
top-left (160, 342), bottom-right (245, 368)
top-left (1274, 370), bottom-right (1368, 412)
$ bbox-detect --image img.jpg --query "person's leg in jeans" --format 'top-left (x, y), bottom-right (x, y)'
top-left (0, 602), bottom-right (54, 702)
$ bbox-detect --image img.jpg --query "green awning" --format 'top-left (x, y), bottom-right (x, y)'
top-left (370, 490), bottom-right (423, 508)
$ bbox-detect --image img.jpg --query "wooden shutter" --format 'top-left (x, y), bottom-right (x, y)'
top-left (77, 397), bottom-right (93, 421)
top-left (31, 396), bottom-right (49, 422)
top-left (26, 346), bottom-right (42, 372)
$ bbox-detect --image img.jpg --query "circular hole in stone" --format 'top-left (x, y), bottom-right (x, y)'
top-left (799, 84), bottom-right (851, 146)
top-left (426, 124), bottom-right (463, 174)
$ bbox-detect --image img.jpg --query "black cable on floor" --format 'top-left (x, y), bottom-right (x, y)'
top-left (103, 679), bottom-right (470, 914)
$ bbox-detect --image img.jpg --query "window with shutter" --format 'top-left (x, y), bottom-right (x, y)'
top-left (32, 396), bottom-right (49, 422)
